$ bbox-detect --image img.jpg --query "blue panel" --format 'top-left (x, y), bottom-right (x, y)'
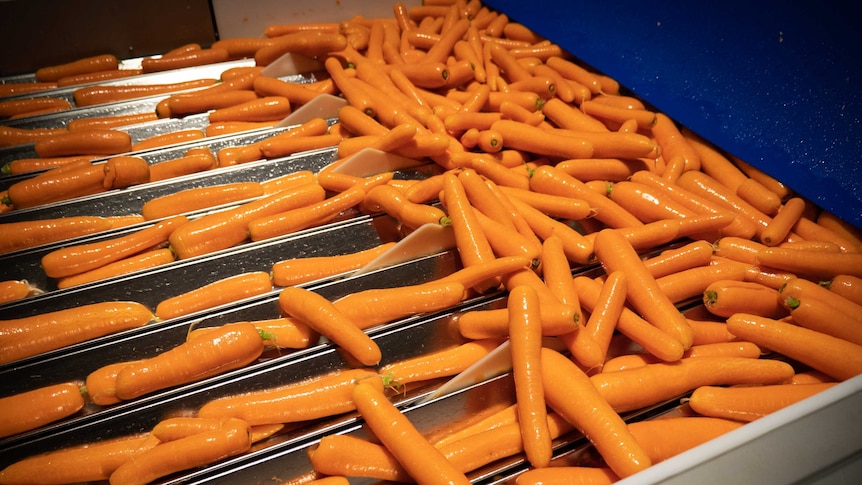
top-left (486, 0), bottom-right (862, 230)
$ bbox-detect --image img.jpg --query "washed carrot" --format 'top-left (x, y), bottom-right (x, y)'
top-left (703, 280), bottom-right (787, 319)
top-left (473, 209), bottom-right (542, 263)
top-left (727, 313), bottom-right (862, 381)
top-left (73, 78), bottom-right (218, 106)
top-left (0, 97), bottom-right (69, 118)
top-left (0, 433), bottom-right (159, 484)
top-left (41, 215), bottom-right (187, 278)
top-left (555, 158), bottom-right (644, 183)
top-left (208, 36), bottom-right (272, 58)
top-left (352, 380), bottom-right (471, 485)
top-left (627, 416), bottom-right (744, 463)
top-left (791, 370), bottom-right (836, 385)
top-left (165, 89), bottom-right (260, 118)
top-left (429, 402), bottom-right (520, 449)
top-left (594, 228), bottom-right (694, 348)
top-left (67, 112), bottom-right (159, 132)
top-left (688, 383), bottom-right (837, 422)
top-left (108, 417), bottom-right (250, 485)
top-left (84, 360), bottom-right (139, 406)
top-left (3, 161), bottom-right (105, 209)
top-left (0, 382), bottom-right (84, 438)
top-left (677, 170), bottom-right (772, 237)
top-left (208, 96), bottom-right (292, 123)
top-left (169, 183), bottom-right (325, 259)
top-left (760, 197), bottom-right (806, 245)
top-left (247, 183), bottom-right (365, 241)
top-left (2, 155), bottom-right (96, 175)
top-left (279, 286), bottom-right (380, 366)
top-left (0, 216), bottom-right (116, 254)
top-left (149, 148), bottom-right (217, 181)
top-left (791, 217), bottom-right (859, 252)
top-left (308, 433), bottom-right (410, 482)
top-left (34, 54), bottom-right (117, 81)
top-left (114, 322), bottom-right (264, 400)
top-left (601, 341), bottom-right (763, 373)
top-left (131, 129), bottom-right (205, 152)
top-left (541, 347), bottom-right (651, 478)
top-left (0, 301), bottom-right (155, 365)
top-left (155, 271), bottom-right (273, 321)
top-left (55, 68), bottom-right (142, 87)
top-left (507, 285), bottom-right (553, 468)
top-left (783, 295), bottom-right (862, 346)
top-left (363, 184), bottom-right (447, 228)
top-left (142, 181), bottom-right (265, 220)
top-left (34, 129), bottom-right (132, 158)
top-left (642, 240), bottom-right (715, 279)
top-left (0, 279), bottom-right (37, 304)
top-left (257, 118), bottom-right (335, 158)
top-left (0, 125), bottom-right (68, 148)
top-left (654, 260), bottom-right (747, 304)
top-left (584, 271), bottom-right (628, 363)
top-left (0, 81), bottom-right (58, 97)
top-left (378, 338), bottom-right (502, 386)
top-left (607, 179), bottom-right (697, 222)
top-left (592, 355), bottom-right (795, 412)
top-left (825, 274), bottom-right (862, 306)
top-left (264, 22), bottom-right (340, 37)
top-left (198, 367), bottom-right (381, 425)
top-left (188, 317), bottom-right (316, 350)
top-left (515, 467), bottom-right (619, 485)
top-left (435, 255), bottom-right (531, 292)
top-left (101, 155), bottom-right (150, 189)
top-left (333, 280), bottom-right (466, 330)
top-left (139, 47), bottom-right (229, 73)
top-left (778, 240), bottom-right (842, 252)
top-left (756, 246), bottom-right (862, 279)
top-left (688, 319), bottom-right (738, 346)
top-left (467, 153), bottom-right (531, 190)
top-left (649, 113), bottom-right (699, 171)
top-left (490, 119), bottom-right (593, 159)
top-left (57, 248), bottom-right (175, 289)
top-left (816, 211), bottom-right (862, 251)
top-left (205, 120), bottom-right (279, 136)
top-left (254, 30), bottom-right (348, 66)
top-left (505, 196), bottom-right (593, 266)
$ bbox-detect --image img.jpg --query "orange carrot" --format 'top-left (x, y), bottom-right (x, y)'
top-left (826, 274), bottom-right (862, 306)
top-left (55, 68), bottom-right (142, 87)
top-left (760, 197), bottom-right (806, 245)
top-left (155, 271), bottom-right (273, 321)
top-left (57, 248), bottom-right (175, 289)
top-left (67, 112), bottom-right (159, 132)
top-left (84, 360), bottom-right (140, 406)
top-left (333, 280), bottom-right (466, 330)
top-left (756, 246), bottom-right (862, 279)
top-left (114, 322), bottom-right (264, 400)
top-left (208, 96), bottom-right (292, 123)
top-left (378, 338), bottom-right (502, 386)
top-left (0, 382), bottom-right (85, 438)
top-left (515, 467), bottom-right (619, 485)
top-left (0, 301), bottom-right (155, 365)
top-left (4, 161), bottom-right (106, 209)
top-left (782, 295), bottom-right (862, 346)
top-left (490, 119), bottom-right (593, 159)
top-left (627, 416), bottom-right (744, 463)
top-left (689, 383), bottom-right (838, 422)
top-left (0, 216), bottom-right (116, 255)
top-left (601, 341), bottom-right (763, 373)
top-left (363, 184), bottom-right (447, 229)
top-left (703, 279), bottom-right (787, 319)
top-left (655, 260), bottom-right (747, 304)
top-left (727, 313), bottom-right (862, 381)
top-left (198, 368), bottom-right (382, 425)
top-left (73, 78), bottom-right (218, 107)
top-left (584, 271), bottom-right (628, 363)
top-left (642, 240), bottom-right (715, 279)
top-left (308, 433), bottom-right (410, 483)
top-left (41, 215), bottom-right (187, 279)
top-left (140, 47), bottom-right (230, 73)
top-left (102, 155), bottom-right (151, 189)
top-left (165, 89), bottom-right (260, 118)
top-left (271, 242), bottom-right (396, 287)
top-left (254, 31), bottom-right (348, 66)
top-left (141, 182), bottom-right (265, 220)
top-left (131, 129), bottom-right (205, 152)
top-left (0, 279), bottom-right (38, 304)
top-left (34, 129), bottom-right (132, 158)
top-left (0, 125), bottom-right (69, 148)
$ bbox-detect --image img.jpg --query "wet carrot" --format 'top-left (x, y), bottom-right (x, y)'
top-left (688, 319), bottom-right (737, 346)
top-left (677, 170), bottom-right (772, 237)
top-left (34, 129), bottom-right (132, 157)
top-left (108, 417), bottom-right (251, 485)
top-left (208, 96), bottom-right (292, 123)
top-left (308, 433), bottom-right (410, 482)
top-left (703, 279), bottom-right (787, 319)
top-left (0, 279), bottom-right (37, 304)
top-left (41, 215), bottom-right (188, 278)
top-left (114, 322), bottom-right (264, 400)
top-left (168, 183), bottom-right (325, 259)
top-left (515, 467), bottom-right (619, 485)
top-left (332, 279), bottom-right (466, 330)
top-left (254, 31), bottom-right (348, 66)
top-left (0, 382), bottom-right (84, 438)
top-left (379, 338), bottom-right (502, 387)
top-left (72, 78), bottom-right (218, 107)
top-left (102, 155), bottom-right (151, 189)
top-left (756, 246), bottom-right (862, 279)
top-left (2, 155), bottom-right (96, 175)
top-left (655, 260), bottom-right (747, 304)
top-left (141, 181), bottom-right (265, 220)
top-left (627, 416), bottom-right (745, 463)
top-left (149, 148), bottom-right (217, 181)
top-left (0, 433), bottom-right (159, 484)
top-left (761, 197), bottom-right (806, 245)
top-left (594, 228), bottom-right (694, 348)
top-left (56, 68), bottom-right (142, 87)
top-left (584, 271), bottom-right (628, 363)
top-left (35, 54), bottom-right (118, 81)
top-left (67, 113), bottom-right (157, 132)
top-left (791, 370), bottom-right (836, 385)
top-left (601, 341), bottom-right (763, 373)
top-left (131, 129), bottom-right (205, 152)
top-left (0, 97), bottom-right (70, 119)
top-left (0, 81), bottom-right (58, 97)
top-left (642, 240), bottom-right (715, 279)
top-left (0, 216), bottom-right (115, 255)
top-left (0, 125), bottom-right (68, 148)
top-left (205, 120), bottom-right (279, 137)
top-left (199, 367), bottom-right (382, 427)
top-left (727, 313), bottom-right (862, 381)
top-left (607, 179), bottom-right (698, 222)
top-left (260, 170), bottom-right (316, 195)
top-left (279, 286), bottom-right (380, 366)
top-left (0, 301), bottom-right (155, 365)
top-left (541, 347), bottom-right (651, 478)
top-left (352, 380), bottom-right (472, 485)
top-left (363, 184), bottom-right (447, 229)
top-left (57, 248), bottom-right (175, 289)
top-left (155, 271), bottom-right (273, 321)
top-left (165, 89), bottom-right (260, 118)
top-left (826, 274), bottom-right (862, 306)
top-left (688, 383), bottom-right (837, 422)
top-left (84, 360), bottom-right (139, 406)
top-left (139, 47), bottom-right (229, 73)
top-left (490, 119), bottom-right (593, 159)
top-left (783, 295), bottom-right (862, 346)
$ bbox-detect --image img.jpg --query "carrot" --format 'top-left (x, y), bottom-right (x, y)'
top-left (363, 184), bottom-right (447, 229)
top-left (141, 182), bottom-right (265, 220)
top-left (642, 240), bottom-right (715, 279)
top-left (247, 183), bottom-right (365, 241)
top-left (278, 286), bottom-right (380, 366)
top-left (650, 113), bottom-right (700, 171)
top-left (791, 217), bottom-right (859, 252)
top-left (730, 155), bottom-right (794, 201)
top-left (56, 68), bottom-right (142, 87)
top-left (703, 279), bottom-right (787, 318)
top-left (826, 274), bottom-right (862, 306)
top-left (689, 383), bottom-right (839, 421)
top-left (155, 271), bottom-right (273, 321)
top-left (541, 347), bottom-right (651, 477)
top-left (0, 81), bottom-right (58, 97)
top-left (607, 179), bottom-right (697, 222)
top-left (593, 228), bottom-right (694, 348)
top-left (165, 89), bottom-right (260, 118)
top-left (254, 31), bottom-right (348, 65)
top-left (333, 280), bottom-right (466, 330)
top-left (677, 170), bottom-right (772, 237)
top-left (41, 215), bottom-right (187, 278)
top-left (791, 370), bottom-right (836, 385)
top-left (188, 317), bottom-right (316, 350)
top-left (783, 295), bottom-right (862, 346)
top-left (515, 467), bottom-right (619, 485)
top-left (654, 260), bottom-right (747, 304)
top-left (0, 301), bottom-right (155, 365)
top-left (4, 161), bottom-right (105, 209)
top-left (139, 47), bottom-right (229, 73)
top-left (352, 380), bottom-right (471, 485)
top-left (149, 148), bottom-right (217, 181)
top-left (57, 248), bottom-right (175, 289)
top-left (756, 246), bottom-right (862, 279)
top-left (0, 216), bottom-right (116, 255)
top-left (308, 433), bottom-right (410, 482)
top-left (760, 197), bottom-right (806, 245)
top-left (259, 170), bottom-right (317, 195)
top-left (198, 368), bottom-right (381, 425)
top-left (67, 112), bottom-right (159, 131)
top-left (591, 355), bottom-right (795, 412)
top-left (434, 255), bottom-right (532, 291)
top-left (211, 36), bottom-right (274, 58)
top-left (378, 338), bottom-right (502, 387)
top-left (0, 433), bottom-right (159, 484)
top-left (169, 183), bottom-right (325, 259)
top-left (583, 271), bottom-right (628, 364)
top-left (473, 209), bottom-right (543, 263)
top-left (727, 313), bottom-right (862, 381)
top-left (84, 360), bottom-right (139, 406)
top-left (0, 279), bottom-right (37, 304)
top-left (627, 416), bottom-right (745, 462)
top-left (688, 319), bottom-right (738, 346)
top-left (2, 155), bottom-right (96, 175)
top-left (102, 155), bottom-right (151, 189)
top-left (113, 322), bottom-right (264, 400)
top-left (489, 119), bottom-right (593, 159)
top-left (107, 417), bottom-right (250, 485)
top-left (72, 78), bottom-right (218, 107)
top-left (601, 341), bottom-right (763, 373)
top-left (264, 22), bottom-right (340, 37)
top-left (259, 131), bottom-right (340, 160)
top-left (35, 54), bottom-right (118, 81)
top-left (207, 95), bottom-right (292, 123)
top-left (507, 196), bottom-right (594, 265)
top-left (581, 99), bottom-right (656, 130)
top-left (34, 129), bottom-right (132, 158)
top-left (0, 125), bottom-right (68, 148)
top-left (131, 129), bottom-right (205, 152)
top-left (816, 211), bottom-right (862, 251)
top-left (0, 382), bottom-right (84, 438)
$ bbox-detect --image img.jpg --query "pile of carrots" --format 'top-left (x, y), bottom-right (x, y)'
top-left (2, 0), bottom-right (862, 484)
